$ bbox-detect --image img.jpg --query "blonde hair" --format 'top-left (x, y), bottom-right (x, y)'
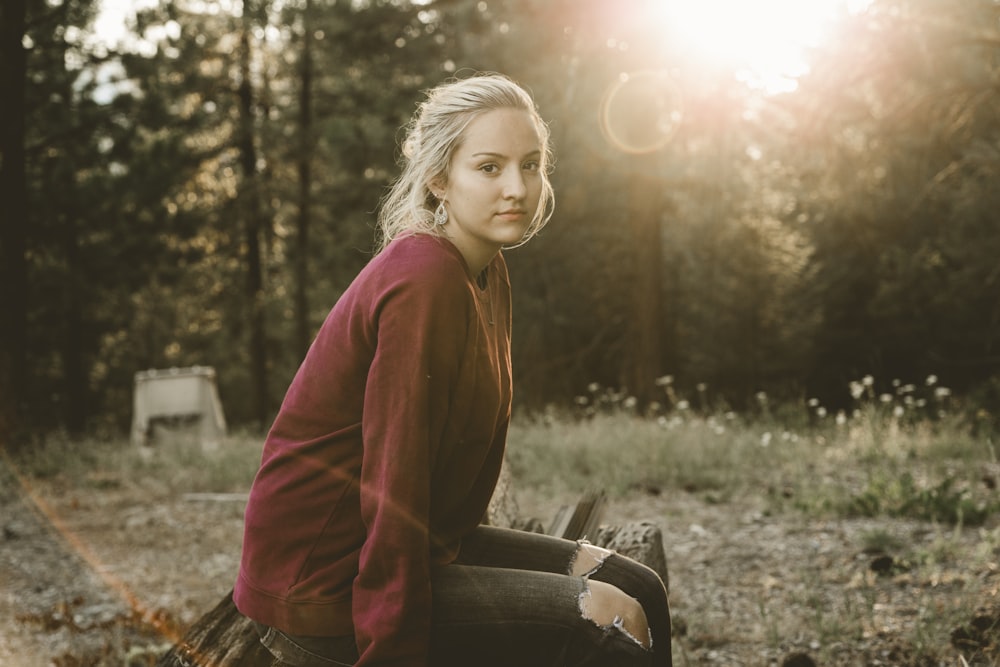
top-left (376, 73), bottom-right (555, 252)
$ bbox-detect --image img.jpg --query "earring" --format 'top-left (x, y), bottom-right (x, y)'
top-left (434, 200), bottom-right (448, 226)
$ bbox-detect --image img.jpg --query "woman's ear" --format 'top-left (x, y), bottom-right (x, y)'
top-left (428, 176), bottom-right (447, 199)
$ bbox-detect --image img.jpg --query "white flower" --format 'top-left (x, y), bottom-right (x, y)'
top-left (655, 375), bottom-right (674, 386)
top-left (879, 393), bottom-right (893, 403)
top-left (849, 382), bottom-right (864, 400)
top-left (760, 432), bottom-right (772, 447)
top-left (816, 407), bottom-right (827, 418)
top-left (587, 382), bottom-right (600, 393)
top-left (862, 375), bottom-right (874, 387)
top-left (808, 397), bottom-right (820, 407)
top-left (836, 411), bottom-right (847, 425)
top-left (696, 382), bottom-right (708, 392)
top-left (893, 406), bottom-right (905, 418)
top-left (677, 400), bottom-right (690, 411)
top-left (926, 374), bottom-right (938, 386)
top-left (934, 387), bottom-right (951, 399)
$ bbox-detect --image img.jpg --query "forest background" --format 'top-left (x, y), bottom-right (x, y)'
top-left (1, 0), bottom-right (999, 442)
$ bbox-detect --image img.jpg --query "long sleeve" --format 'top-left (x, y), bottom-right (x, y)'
top-left (352, 248), bottom-right (473, 666)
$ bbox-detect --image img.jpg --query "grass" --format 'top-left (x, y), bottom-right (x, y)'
top-left (10, 427), bottom-right (261, 496)
top-left (508, 390), bottom-right (998, 531)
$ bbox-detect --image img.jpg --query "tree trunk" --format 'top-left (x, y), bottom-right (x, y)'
top-left (63, 218), bottom-right (87, 436)
top-left (294, 0), bottom-right (314, 361)
top-left (237, 23), bottom-right (269, 429)
top-left (622, 155), bottom-right (665, 406)
top-left (0, 0), bottom-right (29, 447)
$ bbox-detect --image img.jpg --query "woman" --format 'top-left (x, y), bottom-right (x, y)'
top-left (234, 72), bottom-right (672, 667)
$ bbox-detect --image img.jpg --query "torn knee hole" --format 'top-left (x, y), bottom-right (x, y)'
top-left (570, 540), bottom-right (613, 578)
top-left (579, 580), bottom-right (652, 650)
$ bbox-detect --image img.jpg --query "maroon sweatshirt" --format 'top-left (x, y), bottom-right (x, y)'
top-left (234, 234), bottom-right (512, 666)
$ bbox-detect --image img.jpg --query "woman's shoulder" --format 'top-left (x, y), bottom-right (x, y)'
top-left (374, 234), bottom-right (469, 286)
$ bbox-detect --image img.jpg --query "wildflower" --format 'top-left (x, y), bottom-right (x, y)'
top-left (934, 387), bottom-right (951, 400)
top-left (849, 382), bottom-right (864, 400)
top-left (623, 396), bottom-right (638, 410)
top-left (836, 411), bottom-right (846, 426)
top-left (574, 396), bottom-right (589, 406)
top-left (893, 406), bottom-right (905, 418)
top-left (696, 382), bottom-right (707, 392)
top-left (760, 432), bottom-right (772, 447)
top-left (816, 407), bottom-right (827, 418)
top-left (756, 391), bottom-right (768, 405)
top-left (655, 375), bottom-right (674, 386)
top-left (862, 375), bottom-right (874, 387)
top-left (807, 397), bottom-right (820, 407)
top-left (724, 411), bottom-right (737, 421)
top-left (677, 400), bottom-right (690, 411)
top-left (587, 382), bottom-right (600, 393)
top-left (926, 374), bottom-right (938, 386)
top-left (892, 378), bottom-right (901, 387)
top-left (897, 384), bottom-right (915, 395)
top-left (879, 393), bottom-right (892, 403)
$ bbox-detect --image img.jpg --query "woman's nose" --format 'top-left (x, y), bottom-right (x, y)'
top-left (503, 169), bottom-right (527, 199)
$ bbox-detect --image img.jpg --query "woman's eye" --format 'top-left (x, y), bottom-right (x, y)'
top-left (480, 164), bottom-right (499, 174)
top-left (523, 161), bottom-right (540, 172)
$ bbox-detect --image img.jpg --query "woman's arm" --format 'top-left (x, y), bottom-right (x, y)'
top-left (352, 254), bottom-right (471, 666)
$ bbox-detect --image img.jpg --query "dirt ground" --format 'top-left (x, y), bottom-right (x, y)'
top-left (2, 457), bottom-right (999, 666)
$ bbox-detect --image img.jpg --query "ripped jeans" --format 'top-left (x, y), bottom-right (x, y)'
top-left (255, 525), bottom-right (672, 667)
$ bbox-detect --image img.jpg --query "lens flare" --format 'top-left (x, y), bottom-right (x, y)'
top-left (599, 71), bottom-right (683, 155)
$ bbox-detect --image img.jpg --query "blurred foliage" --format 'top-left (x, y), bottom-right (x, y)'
top-left (1, 0), bottom-right (998, 438)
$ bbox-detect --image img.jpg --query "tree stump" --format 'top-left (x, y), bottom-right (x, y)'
top-left (594, 521), bottom-right (669, 591)
top-left (155, 591), bottom-right (268, 666)
top-left (157, 462), bottom-right (669, 665)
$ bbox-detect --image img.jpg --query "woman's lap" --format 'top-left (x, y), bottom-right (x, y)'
top-left (254, 525), bottom-right (671, 666)
top-left (430, 525), bottom-right (670, 666)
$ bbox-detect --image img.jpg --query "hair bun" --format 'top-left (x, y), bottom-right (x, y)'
top-left (402, 127), bottom-right (421, 159)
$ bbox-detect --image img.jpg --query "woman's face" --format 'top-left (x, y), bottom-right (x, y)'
top-left (436, 107), bottom-right (543, 274)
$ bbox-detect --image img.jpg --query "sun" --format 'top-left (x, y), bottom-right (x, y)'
top-left (656, 0), bottom-right (873, 93)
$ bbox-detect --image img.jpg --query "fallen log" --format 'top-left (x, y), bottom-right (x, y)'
top-left (157, 467), bottom-right (669, 666)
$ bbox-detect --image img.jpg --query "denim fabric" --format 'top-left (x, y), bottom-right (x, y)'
top-left (436, 526), bottom-right (671, 667)
top-left (253, 622), bottom-right (358, 667)
top-left (254, 525), bottom-right (671, 667)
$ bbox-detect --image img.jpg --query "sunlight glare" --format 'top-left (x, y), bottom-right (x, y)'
top-left (656, 0), bottom-right (873, 93)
